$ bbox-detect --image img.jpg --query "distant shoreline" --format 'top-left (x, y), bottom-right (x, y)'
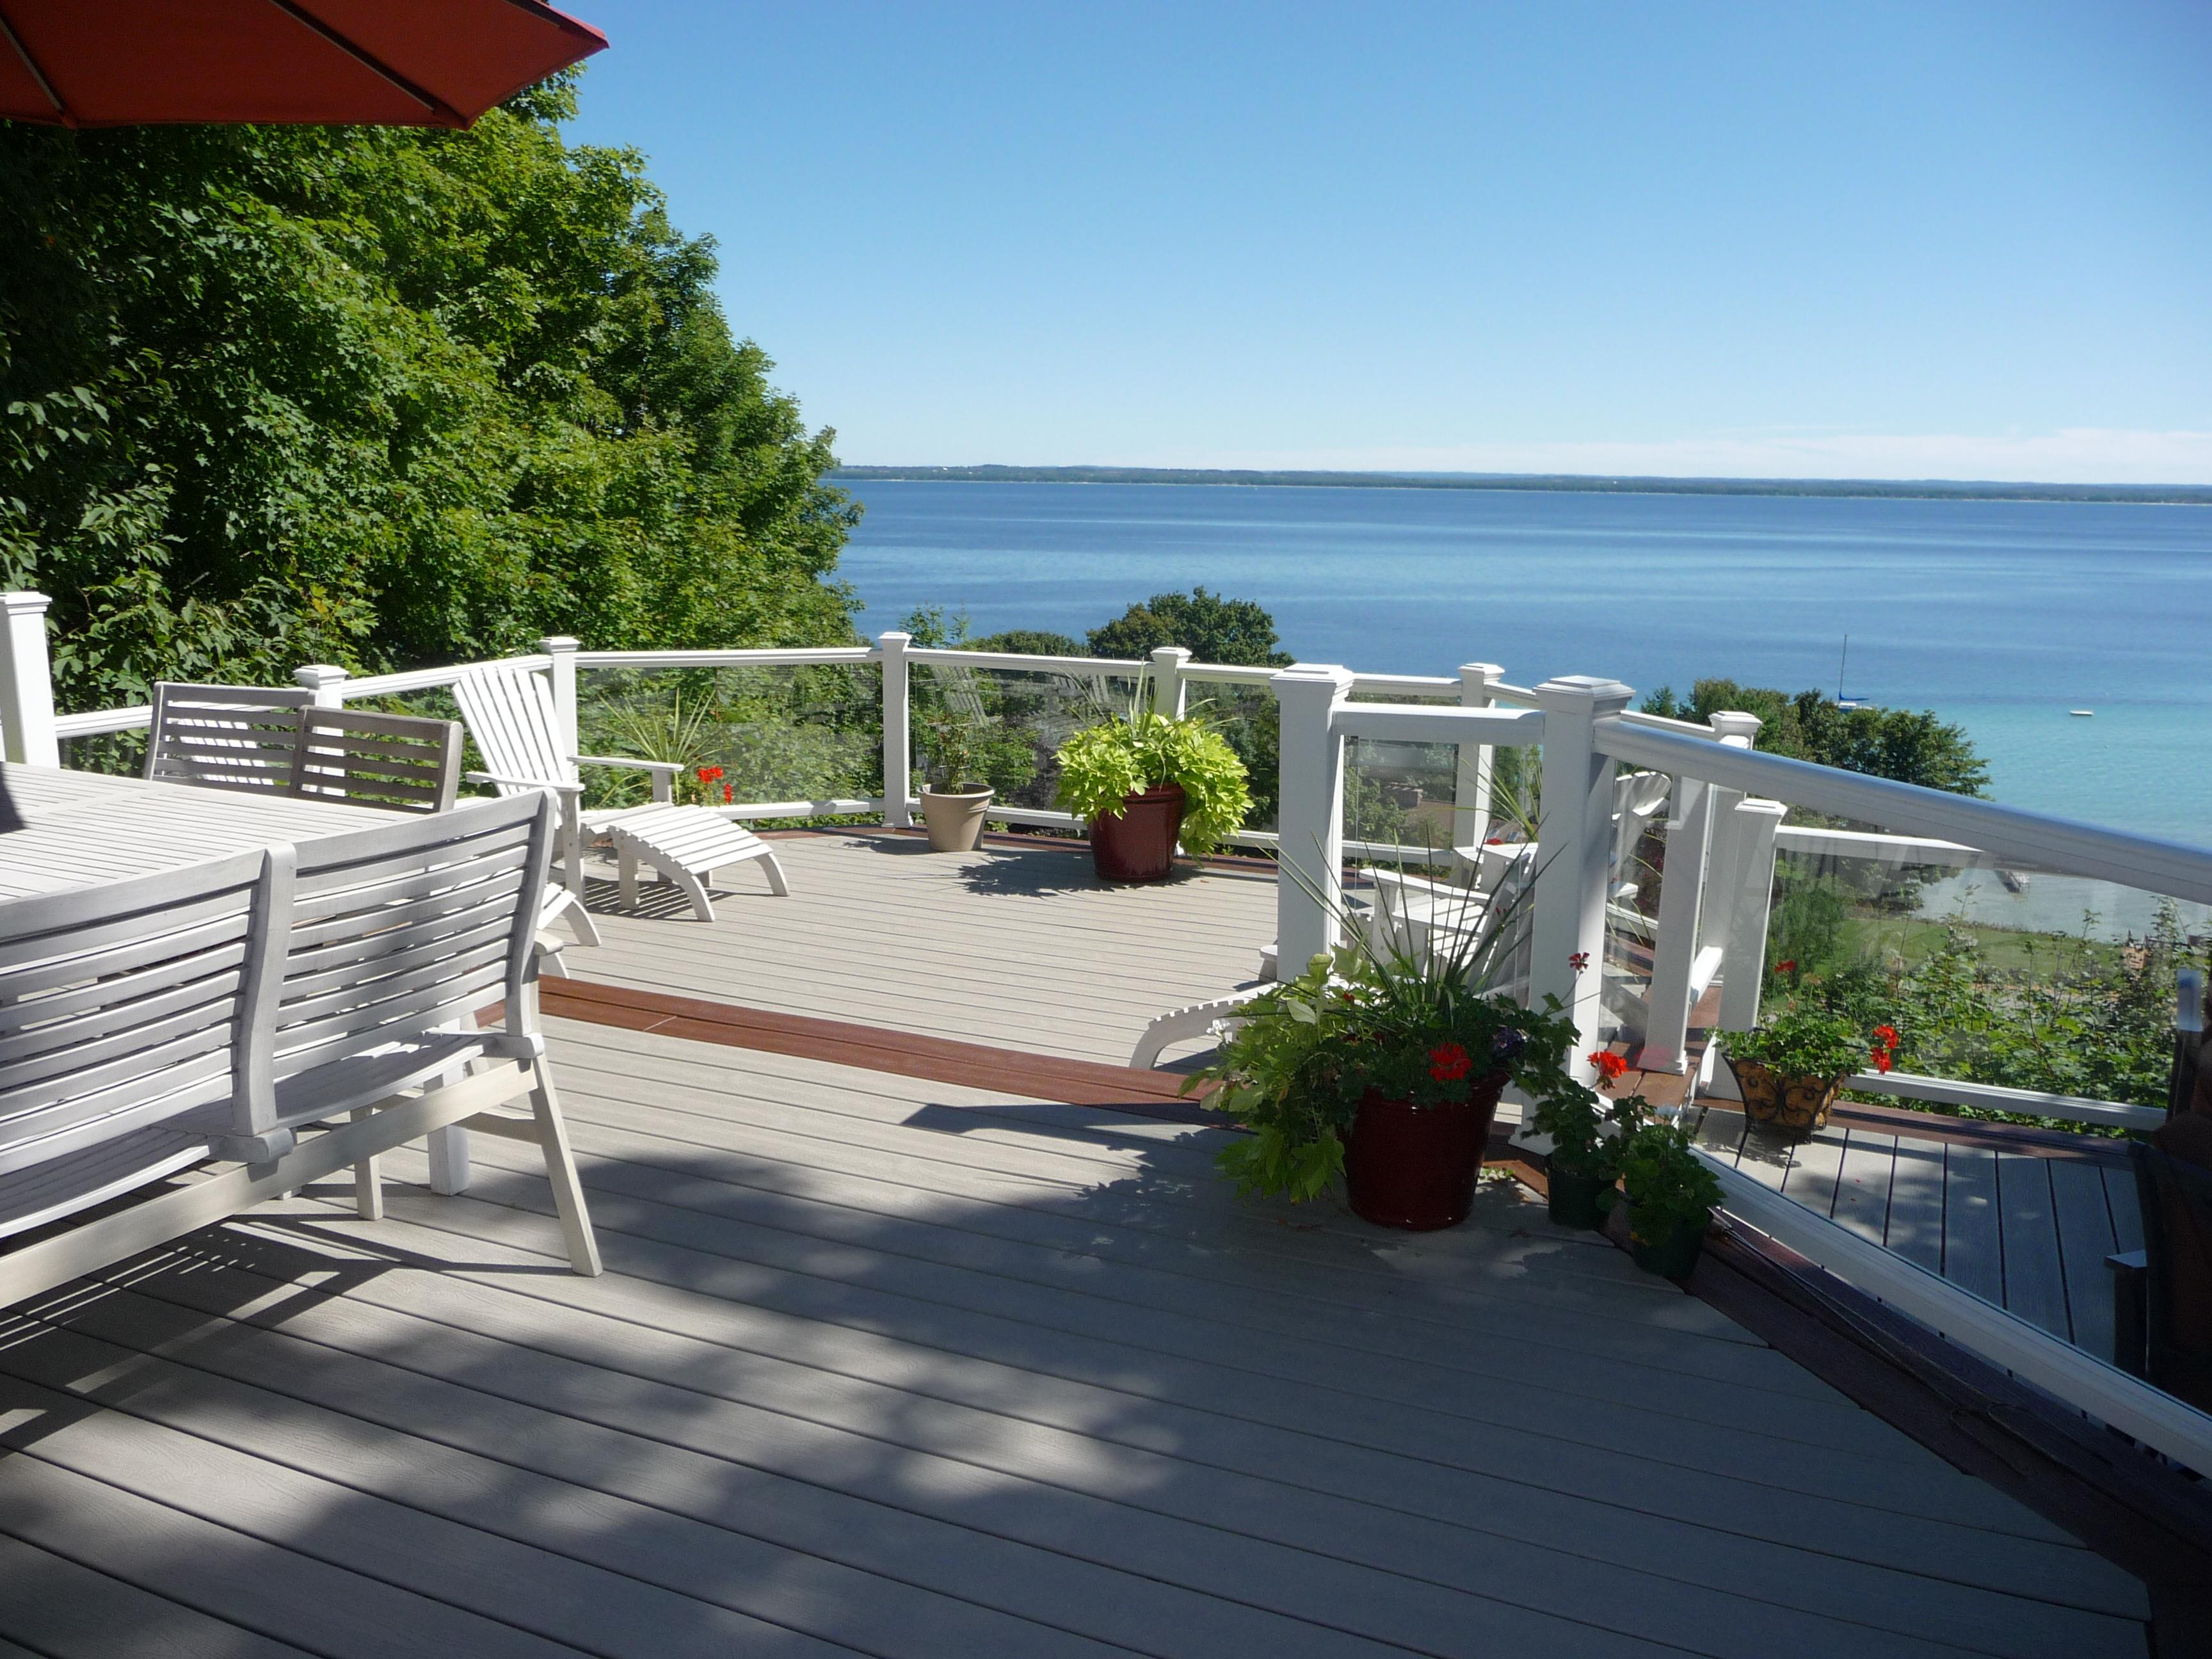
top-left (832, 463), bottom-right (2212, 506)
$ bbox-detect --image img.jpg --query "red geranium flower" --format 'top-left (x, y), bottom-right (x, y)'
top-left (1588, 1050), bottom-right (1629, 1084)
top-left (723, 783), bottom-right (735, 803)
top-left (1872, 1024), bottom-right (1899, 1050)
top-left (697, 765), bottom-right (725, 784)
top-left (1429, 1042), bottom-right (1471, 1083)
top-left (1567, 951), bottom-right (1590, 974)
top-left (1774, 959), bottom-right (1797, 975)
top-left (1870, 1046), bottom-right (1894, 1074)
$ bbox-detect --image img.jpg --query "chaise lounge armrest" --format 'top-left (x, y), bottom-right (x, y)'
top-left (573, 753), bottom-right (682, 776)
top-left (467, 770), bottom-right (584, 796)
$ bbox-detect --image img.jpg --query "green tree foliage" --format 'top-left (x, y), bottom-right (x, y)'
top-left (1641, 679), bottom-right (1989, 796)
top-left (0, 72), bottom-right (858, 713)
top-left (1087, 586), bottom-right (1294, 666)
top-left (967, 629), bottom-right (1085, 657)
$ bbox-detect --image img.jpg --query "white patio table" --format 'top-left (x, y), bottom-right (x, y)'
top-left (0, 762), bottom-right (399, 898)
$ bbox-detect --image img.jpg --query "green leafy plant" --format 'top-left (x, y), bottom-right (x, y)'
top-left (1188, 860), bottom-right (1592, 1203)
top-left (1725, 1004), bottom-right (1889, 1080)
top-left (1610, 1132), bottom-right (1725, 1247)
top-left (1531, 1062), bottom-right (1649, 1190)
top-left (1617, 1121), bottom-right (1724, 1244)
top-left (1054, 705), bottom-right (1251, 858)
top-left (918, 705), bottom-right (991, 792)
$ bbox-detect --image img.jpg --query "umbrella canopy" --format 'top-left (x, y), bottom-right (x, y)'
top-left (0, 0), bottom-right (605, 129)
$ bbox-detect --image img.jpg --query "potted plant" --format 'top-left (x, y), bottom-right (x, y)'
top-left (1187, 882), bottom-right (1591, 1231)
top-left (1617, 1120), bottom-right (1725, 1278)
top-left (1528, 1053), bottom-right (1648, 1230)
top-left (916, 706), bottom-right (995, 853)
top-left (1722, 1007), bottom-right (1897, 1137)
top-left (1054, 708), bottom-right (1251, 883)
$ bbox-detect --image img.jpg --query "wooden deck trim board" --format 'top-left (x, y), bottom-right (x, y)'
top-left (1675, 1213), bottom-right (2212, 1656)
top-left (542, 976), bottom-right (1218, 1122)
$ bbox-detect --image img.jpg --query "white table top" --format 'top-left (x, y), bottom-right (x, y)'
top-left (0, 763), bottom-right (399, 899)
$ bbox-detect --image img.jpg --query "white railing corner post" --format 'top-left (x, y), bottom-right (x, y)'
top-left (0, 591), bottom-right (59, 766)
top-left (1718, 797), bottom-right (1789, 1032)
top-left (292, 664), bottom-right (351, 709)
top-left (1150, 646), bottom-right (1190, 719)
top-left (1454, 662), bottom-right (1503, 849)
top-left (878, 631), bottom-right (913, 828)
top-left (1530, 676), bottom-right (1636, 1080)
top-left (1695, 710), bottom-right (1763, 963)
top-left (1271, 663), bottom-right (1355, 974)
top-left (1638, 771), bottom-right (1713, 1073)
top-left (538, 636), bottom-right (581, 762)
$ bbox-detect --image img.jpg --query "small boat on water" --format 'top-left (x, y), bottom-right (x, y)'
top-left (1998, 868), bottom-right (2031, 894)
top-left (2069, 709), bottom-right (2094, 717)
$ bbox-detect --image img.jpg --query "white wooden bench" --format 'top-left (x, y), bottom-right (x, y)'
top-left (0, 792), bottom-right (600, 1309)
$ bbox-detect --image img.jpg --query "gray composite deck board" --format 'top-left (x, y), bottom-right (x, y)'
top-left (578, 831), bottom-right (1278, 1064)
top-left (0, 1020), bottom-right (2149, 1658)
top-left (0, 1530), bottom-right (315, 1659)
top-left (1677, 1105), bottom-right (2133, 1370)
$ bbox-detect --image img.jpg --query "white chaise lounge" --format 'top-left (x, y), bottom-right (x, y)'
top-left (452, 661), bottom-right (790, 941)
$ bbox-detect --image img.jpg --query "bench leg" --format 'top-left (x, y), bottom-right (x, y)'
top-left (428, 1125), bottom-right (470, 1195)
top-left (757, 847), bottom-right (791, 896)
top-left (351, 1107), bottom-right (383, 1221)
top-left (618, 844), bottom-right (639, 909)
top-left (527, 1064), bottom-right (602, 1277)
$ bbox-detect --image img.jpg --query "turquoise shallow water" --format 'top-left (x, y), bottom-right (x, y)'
top-left (837, 481), bottom-right (2212, 848)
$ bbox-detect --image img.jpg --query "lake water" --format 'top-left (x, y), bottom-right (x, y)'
top-left (837, 479), bottom-right (2212, 851)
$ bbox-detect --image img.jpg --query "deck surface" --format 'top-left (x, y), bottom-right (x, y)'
top-left (585, 831), bottom-right (2145, 1366)
top-left (0, 1016), bottom-right (2151, 1657)
top-left (578, 829), bottom-right (1279, 1067)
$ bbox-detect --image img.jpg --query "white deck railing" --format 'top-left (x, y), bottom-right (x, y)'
top-left (7, 587), bottom-right (2210, 1463)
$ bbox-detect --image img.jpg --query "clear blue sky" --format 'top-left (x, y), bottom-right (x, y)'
top-left (563, 2), bottom-right (2212, 483)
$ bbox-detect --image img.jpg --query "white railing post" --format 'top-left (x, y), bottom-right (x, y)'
top-left (1453, 662), bottom-right (1502, 849)
top-left (0, 592), bottom-right (59, 765)
top-left (292, 664), bottom-right (350, 709)
top-left (1638, 773), bottom-right (1713, 1073)
top-left (1530, 677), bottom-right (1635, 1082)
top-left (1150, 646), bottom-right (1190, 719)
top-left (1718, 797), bottom-right (1789, 1032)
top-left (1694, 711), bottom-right (1763, 964)
top-left (1271, 663), bottom-right (1354, 973)
top-left (878, 630), bottom-right (912, 828)
top-left (539, 636), bottom-right (581, 762)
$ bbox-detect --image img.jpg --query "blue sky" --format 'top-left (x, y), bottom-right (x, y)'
top-left (564, 2), bottom-right (2212, 482)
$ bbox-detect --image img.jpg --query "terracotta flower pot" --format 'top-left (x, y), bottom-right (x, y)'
top-left (1089, 783), bottom-right (1186, 883)
top-left (920, 785), bottom-right (993, 853)
top-left (1630, 1211), bottom-right (1709, 1279)
top-left (1342, 1070), bottom-right (1509, 1231)
top-left (1726, 1056), bottom-right (1843, 1138)
top-left (1546, 1166), bottom-right (1610, 1230)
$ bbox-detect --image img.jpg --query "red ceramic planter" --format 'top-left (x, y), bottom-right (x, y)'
top-left (1342, 1070), bottom-right (1510, 1231)
top-left (1090, 783), bottom-right (1186, 883)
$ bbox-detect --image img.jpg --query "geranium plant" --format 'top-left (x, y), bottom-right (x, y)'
top-left (1187, 860), bottom-right (1594, 1203)
top-left (1618, 1120), bottom-right (1724, 1244)
top-left (1725, 1005), bottom-right (1893, 1080)
top-left (1528, 1054), bottom-right (1649, 1196)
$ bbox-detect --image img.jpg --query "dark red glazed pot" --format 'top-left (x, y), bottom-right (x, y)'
top-left (1342, 1070), bottom-right (1510, 1231)
top-left (1090, 783), bottom-right (1186, 883)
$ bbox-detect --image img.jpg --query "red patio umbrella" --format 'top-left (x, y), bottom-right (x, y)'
top-left (0, 0), bottom-right (606, 129)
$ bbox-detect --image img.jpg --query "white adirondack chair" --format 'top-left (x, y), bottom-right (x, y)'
top-left (452, 662), bottom-right (790, 942)
top-left (0, 792), bottom-right (601, 1310)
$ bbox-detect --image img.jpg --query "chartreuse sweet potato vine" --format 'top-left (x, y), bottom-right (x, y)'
top-left (1053, 710), bottom-right (1250, 858)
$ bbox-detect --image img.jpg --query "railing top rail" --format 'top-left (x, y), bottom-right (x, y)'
top-left (1489, 680), bottom-right (1543, 708)
top-left (573, 646), bottom-right (877, 669)
top-left (1598, 715), bottom-right (2212, 904)
top-left (1617, 707), bottom-right (1719, 737)
top-left (1347, 672), bottom-right (1461, 696)
top-left (1178, 662), bottom-right (1277, 685)
top-left (906, 646), bottom-right (1144, 674)
top-left (53, 705), bottom-right (152, 737)
top-left (1332, 701), bottom-right (1546, 748)
top-left (335, 655), bottom-right (552, 700)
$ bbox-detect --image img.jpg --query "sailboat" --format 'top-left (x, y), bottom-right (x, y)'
top-left (1834, 636), bottom-right (1868, 710)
